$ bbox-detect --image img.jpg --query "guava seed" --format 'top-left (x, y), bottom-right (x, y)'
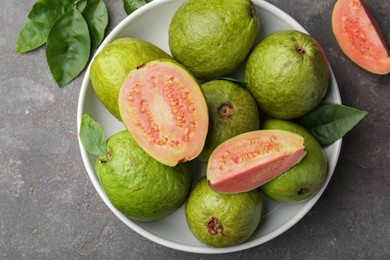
top-left (219, 136), bottom-right (282, 166)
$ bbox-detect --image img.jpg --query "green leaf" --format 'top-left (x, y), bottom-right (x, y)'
top-left (16, 0), bottom-right (80, 53)
top-left (83, 0), bottom-right (109, 49)
top-left (77, 0), bottom-right (88, 13)
top-left (296, 103), bottom-right (368, 146)
top-left (28, 0), bottom-right (77, 24)
top-left (123, 0), bottom-right (149, 15)
top-left (46, 9), bottom-right (91, 87)
top-left (16, 20), bottom-right (51, 53)
top-left (79, 114), bottom-right (107, 156)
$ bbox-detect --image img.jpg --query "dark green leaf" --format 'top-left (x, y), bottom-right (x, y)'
top-left (28, 0), bottom-right (76, 24)
top-left (213, 77), bottom-right (247, 88)
top-left (123, 0), bottom-right (148, 15)
top-left (79, 114), bottom-right (107, 156)
top-left (16, 20), bottom-right (51, 53)
top-left (296, 103), bottom-right (368, 146)
top-left (83, 0), bottom-right (109, 49)
top-left (17, 0), bottom-right (81, 53)
top-left (46, 9), bottom-right (91, 87)
top-left (77, 0), bottom-right (88, 12)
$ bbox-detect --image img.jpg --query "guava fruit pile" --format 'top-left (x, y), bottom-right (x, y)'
top-left (89, 0), bottom-right (332, 248)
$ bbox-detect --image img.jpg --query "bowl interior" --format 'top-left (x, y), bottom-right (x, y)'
top-left (77, 0), bottom-right (341, 254)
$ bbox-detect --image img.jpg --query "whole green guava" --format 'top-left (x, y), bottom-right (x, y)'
top-left (96, 130), bottom-right (192, 222)
top-left (90, 38), bottom-right (171, 120)
top-left (185, 177), bottom-right (262, 247)
top-left (260, 119), bottom-right (328, 202)
top-left (197, 80), bottom-right (260, 163)
top-left (169, 0), bottom-right (259, 80)
top-left (244, 30), bottom-right (330, 119)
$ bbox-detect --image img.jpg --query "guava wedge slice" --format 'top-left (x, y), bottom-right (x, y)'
top-left (332, 0), bottom-right (390, 74)
top-left (118, 59), bottom-right (208, 167)
top-left (207, 130), bottom-right (306, 194)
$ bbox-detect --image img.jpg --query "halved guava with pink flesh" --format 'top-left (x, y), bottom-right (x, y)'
top-left (207, 130), bottom-right (306, 194)
top-left (118, 59), bottom-right (209, 167)
top-left (332, 0), bottom-right (390, 74)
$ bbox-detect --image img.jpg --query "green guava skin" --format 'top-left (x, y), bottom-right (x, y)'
top-left (90, 38), bottom-right (171, 120)
top-left (168, 0), bottom-right (259, 80)
top-left (197, 80), bottom-right (260, 163)
top-left (260, 119), bottom-right (328, 203)
top-left (96, 130), bottom-right (192, 222)
top-left (185, 177), bottom-right (262, 247)
top-left (244, 30), bottom-right (330, 119)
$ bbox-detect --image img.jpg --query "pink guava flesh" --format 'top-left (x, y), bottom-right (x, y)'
top-left (118, 59), bottom-right (208, 167)
top-left (332, 0), bottom-right (390, 74)
top-left (207, 130), bottom-right (306, 194)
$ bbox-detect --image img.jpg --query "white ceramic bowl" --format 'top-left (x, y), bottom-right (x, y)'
top-left (77, 0), bottom-right (342, 254)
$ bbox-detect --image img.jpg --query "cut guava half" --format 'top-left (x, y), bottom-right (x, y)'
top-left (118, 59), bottom-right (209, 167)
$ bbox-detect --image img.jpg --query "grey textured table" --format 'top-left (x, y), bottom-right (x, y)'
top-left (1, 0), bottom-right (389, 259)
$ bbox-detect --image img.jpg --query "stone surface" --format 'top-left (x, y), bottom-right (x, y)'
top-left (1, 0), bottom-right (389, 259)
